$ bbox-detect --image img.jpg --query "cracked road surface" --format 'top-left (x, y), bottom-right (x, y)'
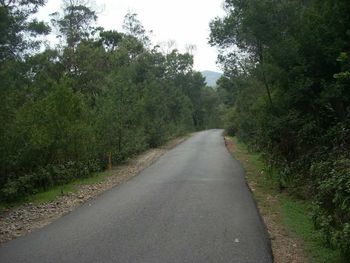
top-left (0, 129), bottom-right (273, 263)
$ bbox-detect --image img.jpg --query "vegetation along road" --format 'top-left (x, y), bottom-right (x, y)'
top-left (0, 130), bottom-right (272, 263)
top-left (2, 0), bottom-right (350, 261)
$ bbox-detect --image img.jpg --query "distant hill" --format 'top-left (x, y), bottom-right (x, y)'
top-left (201, 70), bottom-right (222, 87)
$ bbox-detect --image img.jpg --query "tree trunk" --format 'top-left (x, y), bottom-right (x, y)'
top-left (258, 42), bottom-right (273, 107)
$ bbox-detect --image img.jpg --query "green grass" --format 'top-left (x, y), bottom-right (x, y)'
top-left (280, 197), bottom-right (343, 263)
top-left (228, 136), bottom-right (344, 263)
top-left (27, 184), bottom-right (76, 203)
top-left (73, 169), bottom-right (114, 185)
top-left (28, 169), bottom-right (115, 204)
top-left (0, 169), bottom-right (115, 207)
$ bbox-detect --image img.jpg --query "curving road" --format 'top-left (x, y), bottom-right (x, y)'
top-left (0, 130), bottom-right (273, 263)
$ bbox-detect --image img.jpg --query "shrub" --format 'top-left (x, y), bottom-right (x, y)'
top-left (311, 157), bottom-right (350, 255)
top-left (1, 159), bottom-right (101, 202)
top-left (223, 107), bottom-right (237, 136)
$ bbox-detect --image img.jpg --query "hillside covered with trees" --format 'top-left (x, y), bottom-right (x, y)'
top-left (0, 0), bottom-right (221, 201)
top-left (210, 0), bottom-right (350, 256)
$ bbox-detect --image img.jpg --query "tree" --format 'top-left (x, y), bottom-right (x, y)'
top-left (0, 0), bottom-right (50, 193)
top-left (122, 12), bottom-right (151, 47)
top-left (0, 0), bottom-right (50, 62)
top-left (50, 0), bottom-right (97, 50)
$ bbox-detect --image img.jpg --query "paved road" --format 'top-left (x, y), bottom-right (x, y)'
top-left (0, 130), bottom-right (272, 263)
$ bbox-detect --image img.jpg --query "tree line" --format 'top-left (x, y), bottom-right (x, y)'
top-left (210, 0), bottom-right (350, 256)
top-left (0, 0), bottom-right (221, 201)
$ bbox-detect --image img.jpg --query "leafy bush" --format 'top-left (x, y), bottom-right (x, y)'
top-left (223, 107), bottom-right (237, 136)
top-left (312, 157), bottom-right (350, 255)
top-left (1, 159), bottom-right (101, 202)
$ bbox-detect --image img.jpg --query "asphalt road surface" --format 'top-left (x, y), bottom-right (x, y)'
top-left (0, 130), bottom-right (273, 263)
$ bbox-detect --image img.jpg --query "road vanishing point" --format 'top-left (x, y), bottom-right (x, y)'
top-left (0, 130), bottom-right (273, 263)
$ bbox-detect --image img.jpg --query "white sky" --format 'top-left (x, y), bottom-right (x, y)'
top-left (36, 0), bottom-right (225, 72)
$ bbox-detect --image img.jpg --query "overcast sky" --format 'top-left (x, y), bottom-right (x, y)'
top-left (36, 0), bottom-right (225, 72)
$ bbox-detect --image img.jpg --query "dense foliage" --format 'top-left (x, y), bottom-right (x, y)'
top-left (210, 0), bottom-right (350, 255)
top-left (0, 0), bottom-right (220, 201)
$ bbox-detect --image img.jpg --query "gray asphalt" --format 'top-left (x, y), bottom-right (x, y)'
top-left (0, 130), bottom-right (273, 263)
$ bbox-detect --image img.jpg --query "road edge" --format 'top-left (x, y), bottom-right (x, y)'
top-left (223, 134), bottom-right (275, 263)
top-left (224, 135), bottom-right (307, 263)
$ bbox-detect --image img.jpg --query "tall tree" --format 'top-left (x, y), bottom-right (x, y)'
top-left (0, 0), bottom-right (50, 61)
top-left (50, 0), bottom-right (97, 50)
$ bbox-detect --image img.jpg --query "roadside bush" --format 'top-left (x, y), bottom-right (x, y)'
top-left (311, 157), bottom-right (350, 255)
top-left (223, 107), bottom-right (237, 136)
top-left (1, 159), bottom-right (101, 202)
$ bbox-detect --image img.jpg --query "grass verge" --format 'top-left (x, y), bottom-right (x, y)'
top-left (28, 170), bottom-right (115, 204)
top-left (0, 169), bottom-right (114, 207)
top-left (226, 136), bottom-right (343, 263)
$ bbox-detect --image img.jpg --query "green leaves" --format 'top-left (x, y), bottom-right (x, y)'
top-left (27, 20), bottom-right (50, 36)
top-left (50, 0), bottom-right (97, 48)
top-left (312, 157), bottom-right (350, 254)
top-left (334, 52), bottom-right (350, 80)
top-left (13, 79), bottom-right (94, 165)
top-left (0, 0), bottom-right (47, 61)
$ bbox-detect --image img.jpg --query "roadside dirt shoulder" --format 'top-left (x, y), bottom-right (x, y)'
top-left (0, 135), bottom-right (190, 244)
top-left (225, 136), bottom-right (306, 263)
